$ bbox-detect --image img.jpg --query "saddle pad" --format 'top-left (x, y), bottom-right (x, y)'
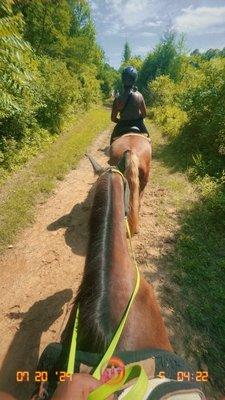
top-left (75, 348), bottom-right (196, 381)
top-left (118, 378), bottom-right (205, 400)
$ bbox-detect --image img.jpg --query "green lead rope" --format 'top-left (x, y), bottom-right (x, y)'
top-left (67, 307), bottom-right (79, 375)
top-left (67, 262), bottom-right (140, 377)
top-left (92, 262), bottom-right (140, 380)
top-left (66, 209), bottom-right (149, 398)
top-left (66, 263), bottom-right (148, 399)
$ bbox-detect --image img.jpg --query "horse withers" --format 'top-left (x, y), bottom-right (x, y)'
top-left (109, 133), bottom-right (151, 235)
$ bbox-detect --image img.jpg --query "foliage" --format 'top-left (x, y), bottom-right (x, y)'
top-left (0, 0), bottom-right (107, 175)
top-left (36, 57), bottom-right (83, 132)
top-left (138, 31), bottom-right (184, 98)
top-left (191, 47), bottom-right (225, 60)
top-left (0, 0), bottom-right (33, 119)
top-left (149, 52), bottom-right (225, 179)
top-left (150, 125), bottom-right (225, 397)
top-left (0, 107), bottom-right (109, 251)
top-left (98, 62), bottom-right (119, 98)
top-left (122, 41), bottom-right (131, 63)
top-left (151, 103), bottom-right (188, 137)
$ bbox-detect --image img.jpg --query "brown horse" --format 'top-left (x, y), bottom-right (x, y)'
top-left (32, 166), bottom-right (205, 399)
top-left (109, 134), bottom-right (151, 235)
top-left (61, 167), bottom-right (171, 360)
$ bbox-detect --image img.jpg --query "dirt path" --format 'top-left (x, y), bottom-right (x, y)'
top-left (0, 130), bottom-right (110, 399)
top-left (0, 127), bottom-right (218, 399)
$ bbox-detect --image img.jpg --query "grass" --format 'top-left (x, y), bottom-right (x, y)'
top-left (148, 122), bottom-right (225, 397)
top-left (0, 106), bottom-right (110, 253)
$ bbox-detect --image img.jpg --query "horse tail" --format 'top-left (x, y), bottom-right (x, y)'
top-left (124, 150), bottom-right (139, 234)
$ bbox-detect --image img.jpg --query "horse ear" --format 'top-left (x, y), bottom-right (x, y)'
top-left (85, 153), bottom-right (105, 176)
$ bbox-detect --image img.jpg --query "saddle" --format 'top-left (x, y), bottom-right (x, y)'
top-left (31, 345), bottom-right (203, 399)
top-left (112, 132), bottom-right (151, 143)
top-left (125, 126), bottom-right (141, 133)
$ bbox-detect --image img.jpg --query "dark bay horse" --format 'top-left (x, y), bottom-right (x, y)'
top-left (109, 134), bottom-right (151, 235)
top-left (62, 168), bottom-right (171, 358)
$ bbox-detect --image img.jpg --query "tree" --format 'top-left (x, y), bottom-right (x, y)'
top-left (123, 41), bottom-right (131, 63)
top-left (220, 48), bottom-right (225, 58)
top-left (190, 49), bottom-right (201, 56)
top-left (203, 48), bottom-right (221, 60)
top-left (138, 32), bottom-right (185, 96)
top-left (0, 0), bottom-right (33, 120)
top-left (97, 63), bottom-right (119, 98)
top-left (13, 0), bottom-right (103, 73)
top-left (13, 0), bottom-right (72, 58)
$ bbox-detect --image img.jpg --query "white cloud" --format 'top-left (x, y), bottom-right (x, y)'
top-left (140, 32), bottom-right (157, 37)
top-left (174, 6), bottom-right (225, 34)
top-left (105, 0), bottom-right (154, 27)
top-left (104, 21), bottom-right (121, 35)
top-left (145, 20), bottom-right (162, 27)
top-left (135, 45), bottom-right (150, 54)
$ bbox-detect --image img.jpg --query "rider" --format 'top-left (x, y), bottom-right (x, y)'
top-left (110, 66), bottom-right (149, 144)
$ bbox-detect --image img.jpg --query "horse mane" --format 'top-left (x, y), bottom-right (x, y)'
top-left (75, 172), bottom-right (114, 352)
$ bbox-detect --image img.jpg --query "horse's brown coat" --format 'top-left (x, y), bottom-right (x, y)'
top-left (109, 134), bottom-right (152, 235)
top-left (63, 170), bottom-right (172, 355)
top-left (109, 174), bottom-right (172, 351)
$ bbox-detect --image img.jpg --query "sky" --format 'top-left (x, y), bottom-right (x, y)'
top-left (88, 0), bottom-right (225, 68)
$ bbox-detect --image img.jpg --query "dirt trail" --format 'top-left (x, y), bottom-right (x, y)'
top-left (0, 128), bottom-right (216, 399)
top-left (0, 130), bottom-right (110, 399)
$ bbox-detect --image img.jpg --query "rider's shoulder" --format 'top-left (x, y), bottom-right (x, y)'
top-left (132, 90), bottom-right (143, 99)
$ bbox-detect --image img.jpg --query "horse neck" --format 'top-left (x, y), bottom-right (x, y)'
top-left (76, 172), bottom-right (134, 352)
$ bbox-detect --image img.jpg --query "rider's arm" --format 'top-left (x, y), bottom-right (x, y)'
top-left (111, 98), bottom-right (120, 123)
top-left (140, 95), bottom-right (147, 118)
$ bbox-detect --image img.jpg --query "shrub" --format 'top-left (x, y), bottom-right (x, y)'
top-left (36, 57), bottom-right (83, 133)
top-left (151, 104), bottom-right (188, 137)
top-left (149, 54), bottom-right (225, 177)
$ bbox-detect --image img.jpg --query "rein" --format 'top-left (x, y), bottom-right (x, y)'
top-left (66, 168), bottom-right (148, 399)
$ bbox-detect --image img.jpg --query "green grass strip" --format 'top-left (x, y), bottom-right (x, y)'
top-left (0, 106), bottom-right (110, 253)
top-left (148, 122), bottom-right (225, 396)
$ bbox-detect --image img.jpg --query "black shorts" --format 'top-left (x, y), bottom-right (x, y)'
top-left (110, 118), bottom-right (149, 144)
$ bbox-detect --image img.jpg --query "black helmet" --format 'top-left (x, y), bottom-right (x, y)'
top-left (122, 66), bottom-right (137, 86)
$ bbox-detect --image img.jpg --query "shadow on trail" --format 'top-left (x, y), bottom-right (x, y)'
top-left (144, 137), bottom-right (225, 398)
top-left (47, 184), bottom-right (96, 257)
top-left (0, 289), bottom-right (72, 400)
top-left (153, 133), bottom-right (193, 174)
top-left (47, 143), bottom-right (110, 256)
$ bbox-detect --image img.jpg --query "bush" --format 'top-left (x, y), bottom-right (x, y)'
top-left (0, 0), bottom-right (106, 178)
top-left (0, 1), bottom-right (39, 138)
top-left (78, 64), bottom-right (101, 109)
top-left (149, 55), bottom-right (225, 178)
top-left (138, 32), bottom-right (184, 96)
top-left (196, 174), bottom-right (225, 217)
top-left (36, 57), bottom-right (83, 133)
top-left (151, 104), bottom-right (188, 137)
